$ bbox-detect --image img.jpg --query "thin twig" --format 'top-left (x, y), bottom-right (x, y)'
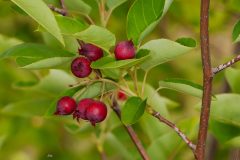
top-left (196, 0), bottom-right (213, 159)
top-left (212, 54), bottom-right (240, 75)
top-left (141, 70), bottom-right (149, 97)
top-left (147, 108), bottom-right (196, 152)
top-left (48, 4), bottom-right (67, 16)
top-left (111, 98), bottom-right (150, 160)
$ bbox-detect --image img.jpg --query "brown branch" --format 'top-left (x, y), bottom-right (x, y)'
top-left (196, 0), bottom-right (213, 159)
top-left (212, 54), bottom-right (240, 75)
top-left (48, 4), bottom-right (67, 16)
top-left (147, 108), bottom-right (196, 152)
top-left (111, 99), bottom-right (150, 160)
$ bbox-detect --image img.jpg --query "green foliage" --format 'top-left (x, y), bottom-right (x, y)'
top-left (225, 67), bottom-right (240, 93)
top-left (106, 0), bottom-right (128, 11)
top-left (140, 39), bottom-right (196, 71)
top-left (121, 96), bottom-right (147, 125)
top-left (11, 0), bottom-right (64, 45)
top-left (232, 20), bottom-right (240, 43)
top-left (64, 0), bottom-right (91, 15)
top-left (0, 43), bottom-right (75, 69)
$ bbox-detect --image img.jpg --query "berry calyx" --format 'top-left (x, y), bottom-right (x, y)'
top-left (71, 57), bottom-right (92, 78)
top-left (114, 40), bottom-right (135, 60)
top-left (78, 43), bottom-right (103, 61)
top-left (54, 96), bottom-right (77, 115)
top-left (117, 90), bottom-right (127, 101)
top-left (86, 101), bottom-right (107, 126)
top-left (73, 98), bottom-right (94, 121)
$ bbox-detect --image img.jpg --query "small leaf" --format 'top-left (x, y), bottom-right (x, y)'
top-left (64, 0), bottom-right (91, 15)
top-left (127, 0), bottom-right (165, 44)
top-left (0, 34), bottom-right (22, 53)
top-left (225, 67), bottom-right (240, 93)
top-left (0, 43), bottom-right (75, 69)
top-left (11, 0), bottom-right (64, 45)
top-left (55, 15), bottom-right (88, 35)
top-left (232, 20), bottom-right (240, 43)
top-left (176, 37), bottom-right (197, 47)
top-left (140, 39), bottom-right (195, 71)
top-left (74, 25), bottom-right (116, 52)
top-left (159, 78), bottom-right (204, 98)
top-left (121, 97), bottom-right (147, 125)
top-left (106, 0), bottom-right (128, 11)
top-left (91, 49), bottom-right (150, 69)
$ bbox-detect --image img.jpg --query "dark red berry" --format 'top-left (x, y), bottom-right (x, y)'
top-left (114, 40), bottom-right (135, 60)
top-left (54, 96), bottom-right (77, 115)
top-left (73, 98), bottom-right (94, 121)
top-left (86, 101), bottom-right (107, 126)
top-left (71, 57), bottom-right (92, 78)
top-left (78, 43), bottom-right (103, 61)
top-left (117, 90), bottom-right (127, 101)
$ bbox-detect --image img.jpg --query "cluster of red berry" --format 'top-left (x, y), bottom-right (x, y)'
top-left (54, 40), bottom-right (135, 126)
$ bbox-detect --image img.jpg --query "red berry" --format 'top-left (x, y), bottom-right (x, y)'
top-left (114, 40), bottom-right (135, 60)
top-left (54, 96), bottom-right (77, 115)
top-left (78, 43), bottom-right (103, 61)
top-left (71, 57), bottom-right (92, 78)
top-left (73, 98), bottom-right (94, 121)
top-left (117, 90), bottom-right (127, 101)
top-left (86, 101), bottom-right (107, 126)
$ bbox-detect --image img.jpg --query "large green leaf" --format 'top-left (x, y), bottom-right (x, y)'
top-left (159, 78), bottom-right (204, 98)
top-left (107, 0), bottom-right (128, 11)
top-left (91, 49), bottom-right (150, 69)
top-left (11, 0), bottom-right (64, 45)
top-left (74, 25), bottom-right (116, 52)
top-left (121, 97), bottom-right (147, 125)
top-left (232, 20), bottom-right (240, 43)
top-left (55, 15), bottom-right (88, 35)
top-left (127, 0), bottom-right (173, 44)
top-left (225, 67), bottom-right (240, 93)
top-left (0, 43), bottom-right (75, 69)
top-left (140, 39), bottom-right (195, 71)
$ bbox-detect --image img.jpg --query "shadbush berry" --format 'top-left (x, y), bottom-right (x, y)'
top-left (71, 57), bottom-right (92, 78)
top-left (54, 96), bottom-right (77, 115)
top-left (117, 90), bottom-right (127, 101)
top-left (78, 43), bottom-right (103, 61)
top-left (86, 100), bottom-right (107, 126)
top-left (73, 98), bottom-right (94, 121)
top-left (114, 40), bottom-right (135, 60)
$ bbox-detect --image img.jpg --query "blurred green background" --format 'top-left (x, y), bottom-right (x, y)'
top-left (0, 0), bottom-right (240, 159)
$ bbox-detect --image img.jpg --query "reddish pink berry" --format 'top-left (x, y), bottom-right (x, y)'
top-left (86, 101), bottom-right (107, 126)
top-left (78, 43), bottom-right (103, 61)
top-left (54, 96), bottom-right (77, 115)
top-left (73, 98), bottom-right (94, 121)
top-left (117, 90), bottom-right (127, 101)
top-left (71, 57), bottom-right (92, 78)
top-left (114, 40), bottom-right (135, 60)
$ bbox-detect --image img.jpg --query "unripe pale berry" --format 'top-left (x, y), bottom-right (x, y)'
top-left (86, 101), bottom-right (107, 126)
top-left (73, 98), bottom-right (94, 121)
top-left (78, 43), bottom-right (103, 61)
top-left (114, 40), bottom-right (135, 60)
top-left (54, 96), bottom-right (77, 115)
top-left (71, 57), bottom-right (92, 78)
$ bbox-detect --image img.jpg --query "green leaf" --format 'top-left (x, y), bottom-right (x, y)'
top-left (225, 67), bottom-right (240, 93)
top-left (106, 0), bottom-right (128, 11)
top-left (208, 94), bottom-right (240, 127)
top-left (55, 15), bottom-right (88, 35)
top-left (45, 86), bottom-right (82, 116)
top-left (0, 34), bottom-right (22, 53)
top-left (176, 37), bottom-right (197, 47)
top-left (121, 97), bottom-right (147, 125)
top-left (65, 0), bottom-right (91, 15)
top-left (140, 39), bottom-right (195, 71)
top-left (232, 20), bottom-right (240, 43)
top-left (74, 82), bottom-right (116, 101)
top-left (0, 43), bottom-right (75, 69)
top-left (159, 78), bottom-right (204, 98)
top-left (127, 0), bottom-right (167, 44)
top-left (11, 0), bottom-right (64, 45)
top-left (74, 25), bottom-right (116, 52)
top-left (91, 49), bottom-right (150, 69)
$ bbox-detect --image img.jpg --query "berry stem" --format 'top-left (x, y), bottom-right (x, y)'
top-left (111, 98), bottom-right (150, 160)
top-left (141, 70), bottom-right (149, 97)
